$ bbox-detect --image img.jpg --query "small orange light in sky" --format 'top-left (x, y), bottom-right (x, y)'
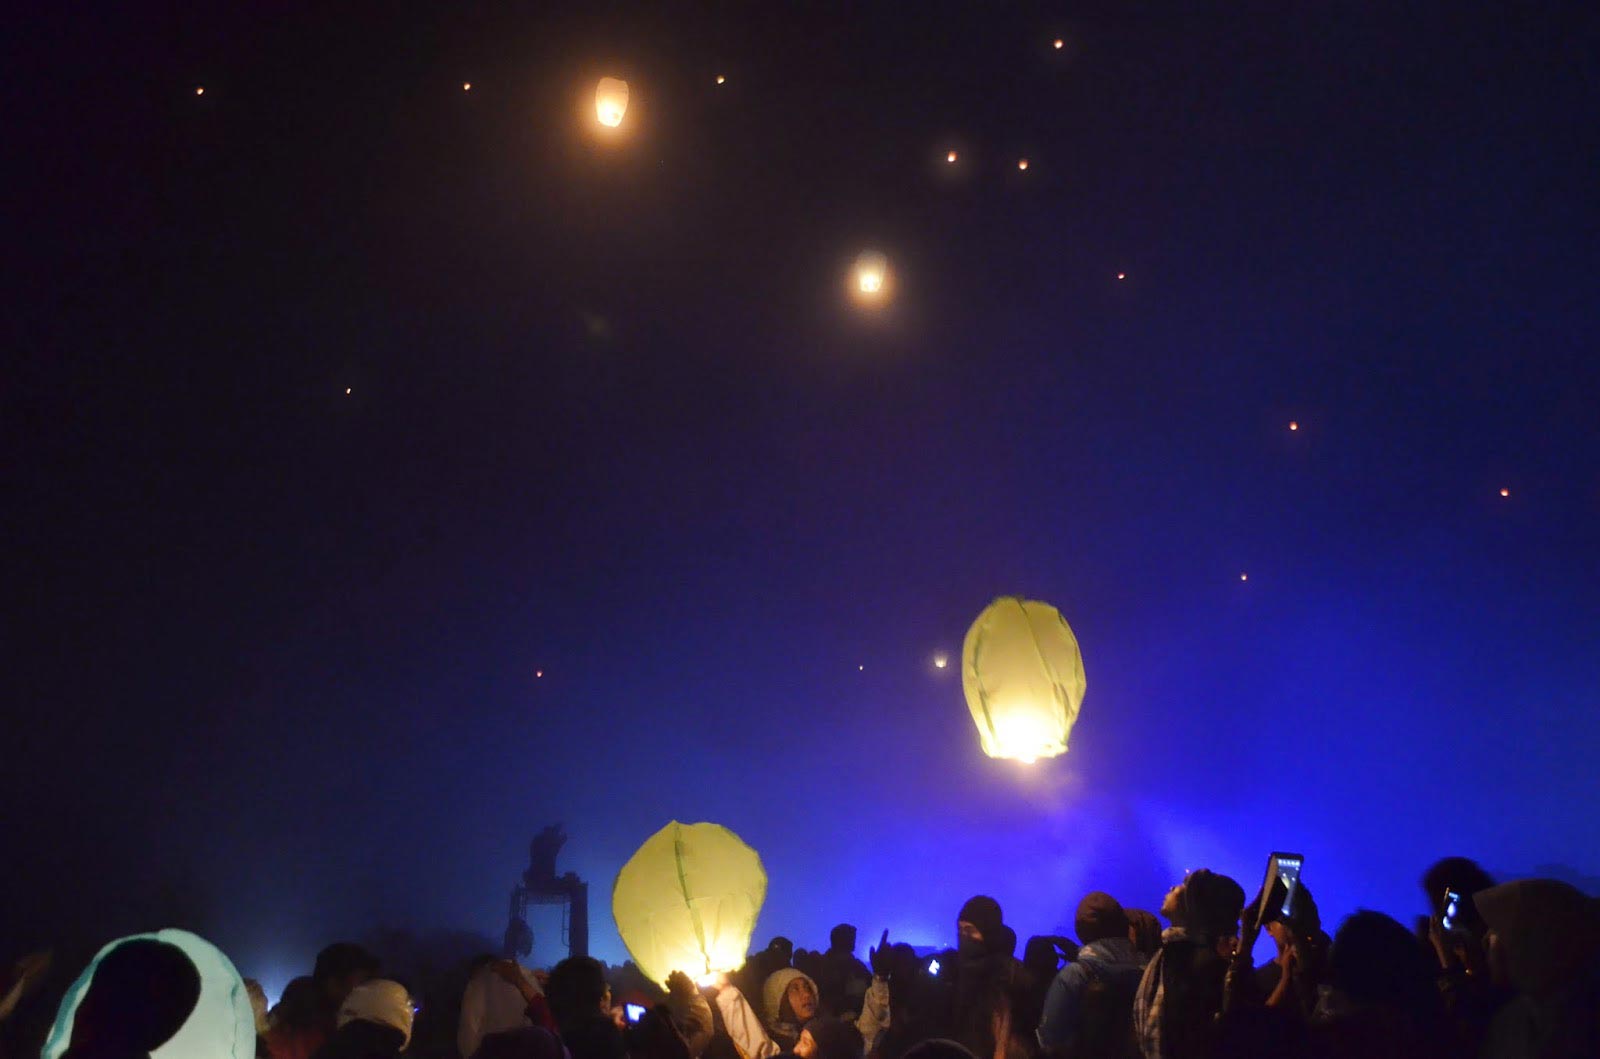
top-left (195, 86), bottom-right (205, 96)
top-left (1500, 487), bottom-right (1510, 498)
top-left (463, 82), bottom-right (472, 91)
top-left (1240, 573), bottom-right (1249, 582)
top-left (1017, 158), bottom-right (1029, 171)
top-left (715, 75), bottom-right (726, 85)
top-left (1053, 39), bottom-right (1065, 50)
top-left (858, 664), bottom-right (864, 672)
top-left (946, 150), bottom-right (958, 163)
top-left (345, 387), bottom-right (352, 395)
top-left (1116, 272), bottom-right (1126, 280)
top-left (934, 654), bottom-right (949, 670)
top-left (536, 669), bottom-right (544, 678)
top-left (1289, 421), bottom-right (1299, 431)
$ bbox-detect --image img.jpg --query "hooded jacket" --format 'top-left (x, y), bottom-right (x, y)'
top-left (1036, 938), bottom-right (1145, 1054)
top-left (1476, 879), bottom-right (1600, 1059)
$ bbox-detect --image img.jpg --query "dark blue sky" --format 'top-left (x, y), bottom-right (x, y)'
top-left (5, 1), bottom-right (1598, 991)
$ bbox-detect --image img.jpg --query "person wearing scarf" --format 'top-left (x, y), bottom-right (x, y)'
top-left (1132, 869), bottom-right (1245, 1059)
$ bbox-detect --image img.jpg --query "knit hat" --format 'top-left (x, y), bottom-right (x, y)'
top-left (957, 896), bottom-right (1004, 942)
top-left (338, 979), bottom-right (414, 1049)
top-left (1075, 892), bottom-right (1131, 945)
top-left (762, 968), bottom-right (818, 1026)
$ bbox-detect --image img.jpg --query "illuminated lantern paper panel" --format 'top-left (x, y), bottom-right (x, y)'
top-left (45, 929), bottom-right (255, 1059)
top-left (595, 76), bottom-right (629, 127)
top-left (612, 820), bottom-right (767, 986)
top-left (962, 596), bottom-right (1086, 763)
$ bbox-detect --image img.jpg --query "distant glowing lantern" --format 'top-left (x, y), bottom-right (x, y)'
top-left (595, 76), bottom-right (629, 128)
top-left (934, 654), bottom-right (949, 670)
top-left (612, 821), bottom-right (767, 986)
top-left (1017, 158), bottom-right (1030, 171)
top-left (1289, 420), bottom-right (1299, 431)
top-left (1116, 272), bottom-right (1126, 280)
top-left (344, 387), bottom-right (352, 395)
top-left (1053, 38), bottom-right (1065, 50)
top-left (715, 75), bottom-right (726, 85)
top-left (962, 597), bottom-right (1085, 764)
top-left (946, 150), bottom-right (958, 163)
top-left (463, 82), bottom-right (472, 91)
top-left (1499, 487), bottom-right (1510, 498)
top-left (194, 86), bottom-right (205, 96)
top-left (1240, 572), bottom-right (1249, 581)
top-left (854, 250), bottom-right (889, 300)
top-left (45, 930), bottom-right (255, 1059)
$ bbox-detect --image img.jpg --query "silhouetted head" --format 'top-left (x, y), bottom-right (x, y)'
top-left (1161, 870), bottom-right (1245, 939)
top-left (312, 943), bottom-right (379, 1005)
top-left (796, 1017), bottom-right (863, 1059)
top-left (828, 925), bottom-right (857, 954)
top-left (1421, 857), bottom-right (1495, 914)
top-left (1075, 892), bottom-right (1131, 945)
top-left (1124, 909), bottom-right (1162, 957)
top-left (957, 896), bottom-right (1003, 947)
top-left (64, 938), bottom-right (201, 1059)
top-left (1021, 936), bottom-right (1061, 980)
top-left (1326, 911), bottom-right (1440, 1022)
top-left (546, 957), bottom-right (610, 1026)
top-left (1475, 878), bottom-right (1600, 995)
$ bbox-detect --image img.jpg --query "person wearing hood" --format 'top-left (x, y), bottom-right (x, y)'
top-left (311, 979), bottom-right (413, 1059)
top-left (942, 895), bottom-right (1020, 1059)
top-left (57, 938), bottom-right (201, 1059)
top-left (1037, 893), bottom-right (1145, 1058)
top-left (761, 967), bottom-right (820, 1052)
top-left (1476, 878), bottom-right (1600, 1059)
top-left (1132, 868), bottom-right (1245, 1059)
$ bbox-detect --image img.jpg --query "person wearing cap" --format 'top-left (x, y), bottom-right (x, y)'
top-left (1036, 892), bottom-right (1145, 1057)
top-left (943, 895), bottom-right (1020, 1059)
top-left (760, 967), bottom-right (820, 1052)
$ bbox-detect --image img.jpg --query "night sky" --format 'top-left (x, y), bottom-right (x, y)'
top-left (7, 1), bottom-right (1599, 997)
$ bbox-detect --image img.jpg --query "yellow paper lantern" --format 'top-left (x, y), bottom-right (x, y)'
top-left (962, 597), bottom-right (1086, 763)
top-left (612, 821), bottom-right (767, 986)
top-left (595, 76), bottom-right (629, 127)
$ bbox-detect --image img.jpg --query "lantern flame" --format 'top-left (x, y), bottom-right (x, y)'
top-left (595, 76), bottom-right (629, 127)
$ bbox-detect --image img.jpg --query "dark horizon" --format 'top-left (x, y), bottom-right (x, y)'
top-left (5, 0), bottom-right (1598, 998)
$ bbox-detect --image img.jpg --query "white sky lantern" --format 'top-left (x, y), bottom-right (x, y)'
top-left (962, 596), bottom-right (1086, 764)
top-left (853, 250), bottom-right (889, 302)
top-left (45, 929), bottom-right (255, 1059)
top-left (595, 76), bottom-right (629, 127)
top-left (612, 820), bottom-right (767, 986)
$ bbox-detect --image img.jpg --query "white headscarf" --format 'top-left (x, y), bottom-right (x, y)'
top-left (339, 979), bottom-right (415, 1049)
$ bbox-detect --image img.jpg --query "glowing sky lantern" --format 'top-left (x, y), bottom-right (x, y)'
top-left (595, 76), bottom-right (629, 127)
top-left (612, 820), bottom-right (767, 986)
top-left (853, 250), bottom-right (889, 302)
top-left (962, 597), bottom-right (1086, 764)
top-left (45, 929), bottom-right (255, 1059)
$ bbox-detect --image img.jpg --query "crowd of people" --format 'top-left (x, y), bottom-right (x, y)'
top-left (3, 857), bottom-right (1596, 1059)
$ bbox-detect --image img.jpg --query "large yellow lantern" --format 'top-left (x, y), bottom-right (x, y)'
top-left (962, 596), bottom-right (1086, 763)
top-left (612, 820), bottom-right (767, 986)
top-left (595, 76), bottom-right (629, 127)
